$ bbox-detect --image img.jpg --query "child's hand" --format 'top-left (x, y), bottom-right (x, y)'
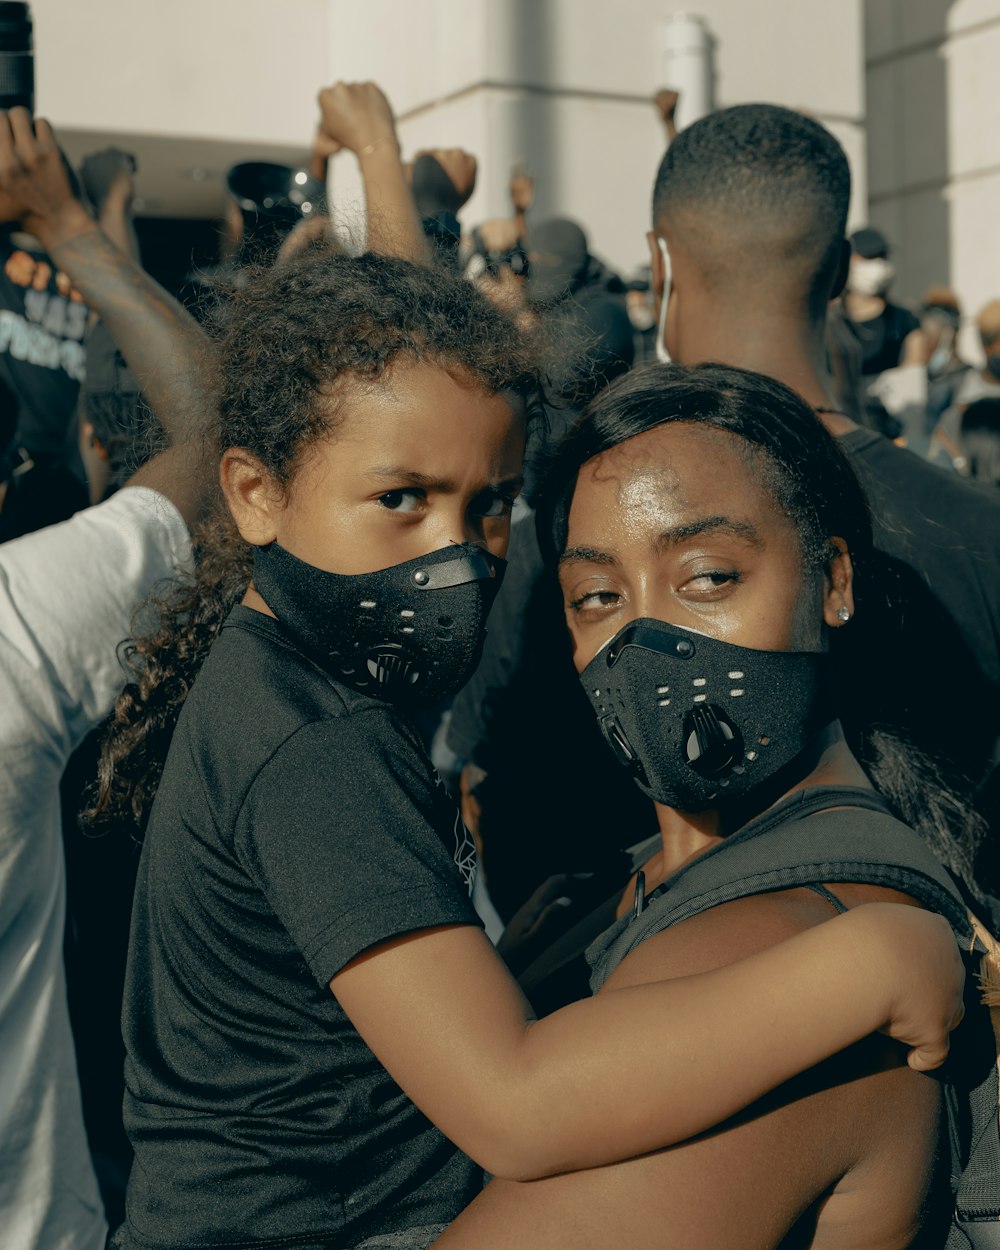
top-left (855, 904), bottom-right (965, 1070)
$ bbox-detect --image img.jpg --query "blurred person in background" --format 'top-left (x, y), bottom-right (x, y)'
top-left (842, 226), bottom-right (919, 377)
top-left (932, 298), bottom-right (1000, 470)
top-left (959, 396), bottom-right (1000, 487)
top-left (918, 286), bottom-right (970, 428)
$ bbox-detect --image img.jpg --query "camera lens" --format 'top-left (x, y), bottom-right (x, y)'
top-left (0, 2), bottom-right (33, 114)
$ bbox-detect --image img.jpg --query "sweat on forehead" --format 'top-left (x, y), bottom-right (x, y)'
top-left (575, 424), bottom-right (777, 528)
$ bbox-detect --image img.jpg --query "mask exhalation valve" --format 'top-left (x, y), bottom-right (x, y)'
top-left (682, 704), bottom-right (743, 778)
top-left (365, 645), bottom-right (420, 691)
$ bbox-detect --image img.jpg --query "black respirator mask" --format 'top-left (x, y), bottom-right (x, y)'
top-left (580, 618), bottom-right (834, 811)
top-left (252, 541), bottom-right (505, 705)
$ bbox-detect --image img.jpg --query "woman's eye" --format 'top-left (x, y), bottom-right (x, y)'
top-left (685, 569), bottom-right (741, 593)
top-left (568, 589), bottom-right (621, 613)
top-left (377, 489), bottom-right (423, 513)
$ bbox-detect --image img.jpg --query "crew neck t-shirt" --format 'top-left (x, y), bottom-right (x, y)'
top-left (121, 606), bottom-right (482, 1250)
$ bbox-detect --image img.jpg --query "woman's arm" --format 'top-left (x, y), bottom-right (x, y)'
top-left (330, 900), bottom-right (962, 1181)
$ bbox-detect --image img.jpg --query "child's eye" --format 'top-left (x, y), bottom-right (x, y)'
top-left (471, 491), bottom-right (515, 519)
top-left (378, 489), bottom-right (424, 513)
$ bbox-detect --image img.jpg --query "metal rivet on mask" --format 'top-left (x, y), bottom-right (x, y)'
top-left (676, 639), bottom-right (694, 657)
top-left (413, 570), bottom-right (430, 586)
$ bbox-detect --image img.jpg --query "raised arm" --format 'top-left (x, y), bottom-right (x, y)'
top-left (331, 901), bottom-right (963, 1181)
top-left (0, 109), bottom-right (214, 524)
top-left (316, 81), bottom-right (426, 263)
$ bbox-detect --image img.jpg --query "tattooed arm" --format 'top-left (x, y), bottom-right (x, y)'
top-left (0, 109), bottom-right (215, 525)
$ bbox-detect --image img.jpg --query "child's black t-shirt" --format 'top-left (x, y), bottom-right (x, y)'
top-left (121, 606), bottom-right (482, 1250)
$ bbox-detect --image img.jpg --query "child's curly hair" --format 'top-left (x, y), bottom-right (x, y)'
top-left (87, 246), bottom-right (538, 832)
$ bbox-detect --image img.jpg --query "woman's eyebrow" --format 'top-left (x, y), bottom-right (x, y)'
top-left (655, 515), bottom-right (763, 549)
top-left (559, 545), bottom-right (618, 567)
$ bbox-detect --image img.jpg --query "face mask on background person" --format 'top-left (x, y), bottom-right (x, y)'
top-left (846, 256), bottom-right (895, 299)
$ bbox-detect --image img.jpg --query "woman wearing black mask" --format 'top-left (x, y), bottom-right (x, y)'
top-left (92, 262), bottom-right (963, 1250)
top-left (434, 361), bottom-right (989, 1249)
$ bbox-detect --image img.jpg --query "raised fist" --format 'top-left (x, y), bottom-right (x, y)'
top-left (316, 81), bottom-right (397, 158)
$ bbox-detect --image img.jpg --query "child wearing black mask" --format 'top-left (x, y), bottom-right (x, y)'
top-left (92, 253), bottom-right (963, 1250)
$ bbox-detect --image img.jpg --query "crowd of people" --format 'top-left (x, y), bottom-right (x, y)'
top-left (0, 69), bottom-right (998, 1250)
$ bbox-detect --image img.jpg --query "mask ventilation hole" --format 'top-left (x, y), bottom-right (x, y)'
top-left (400, 609), bottom-right (415, 619)
top-left (728, 670), bottom-right (744, 679)
top-left (438, 615), bottom-right (454, 628)
top-left (658, 698), bottom-right (671, 707)
top-left (746, 750), bottom-right (758, 761)
top-left (401, 626), bottom-right (415, 635)
top-left (730, 688), bottom-right (744, 697)
top-left (693, 694), bottom-right (707, 703)
top-left (656, 685), bottom-right (669, 695)
top-left (693, 678), bottom-right (707, 687)
top-left (759, 736), bottom-right (770, 746)
top-left (360, 600), bottom-right (376, 610)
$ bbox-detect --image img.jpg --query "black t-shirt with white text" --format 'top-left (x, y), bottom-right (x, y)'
top-left (121, 606), bottom-right (482, 1250)
top-left (0, 234), bottom-right (87, 458)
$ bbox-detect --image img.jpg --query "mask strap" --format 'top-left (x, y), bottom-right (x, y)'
top-left (655, 236), bottom-right (672, 364)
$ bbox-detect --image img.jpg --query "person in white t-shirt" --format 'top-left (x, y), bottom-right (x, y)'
top-left (0, 108), bottom-right (215, 1250)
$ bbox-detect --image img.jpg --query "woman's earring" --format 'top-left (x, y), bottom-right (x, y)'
top-left (836, 605), bottom-right (851, 624)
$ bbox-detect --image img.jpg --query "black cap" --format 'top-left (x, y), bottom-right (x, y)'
top-left (849, 227), bottom-right (890, 260)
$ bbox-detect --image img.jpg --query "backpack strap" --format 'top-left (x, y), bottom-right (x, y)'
top-left (584, 785), bottom-right (1000, 1243)
top-left (588, 786), bottom-right (971, 990)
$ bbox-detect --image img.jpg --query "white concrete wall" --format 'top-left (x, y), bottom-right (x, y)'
top-left (29, 0), bottom-right (330, 216)
top-left (327, 0), bottom-right (866, 278)
top-left (865, 0), bottom-right (1000, 358)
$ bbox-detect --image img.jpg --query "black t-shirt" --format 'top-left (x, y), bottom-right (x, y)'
top-left (837, 428), bottom-right (1000, 871)
top-left (845, 301), bottom-right (919, 376)
top-left (122, 606), bottom-right (482, 1250)
top-left (0, 234), bottom-right (88, 457)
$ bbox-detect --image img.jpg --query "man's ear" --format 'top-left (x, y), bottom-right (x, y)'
top-left (822, 536), bottom-right (855, 628)
top-left (647, 229), bottom-right (666, 303)
top-left (219, 448), bottom-right (284, 547)
top-left (830, 238), bottom-right (852, 301)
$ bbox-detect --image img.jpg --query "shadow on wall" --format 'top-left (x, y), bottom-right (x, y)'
top-left (504, 0), bottom-right (556, 221)
top-left (864, 0), bottom-right (954, 300)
